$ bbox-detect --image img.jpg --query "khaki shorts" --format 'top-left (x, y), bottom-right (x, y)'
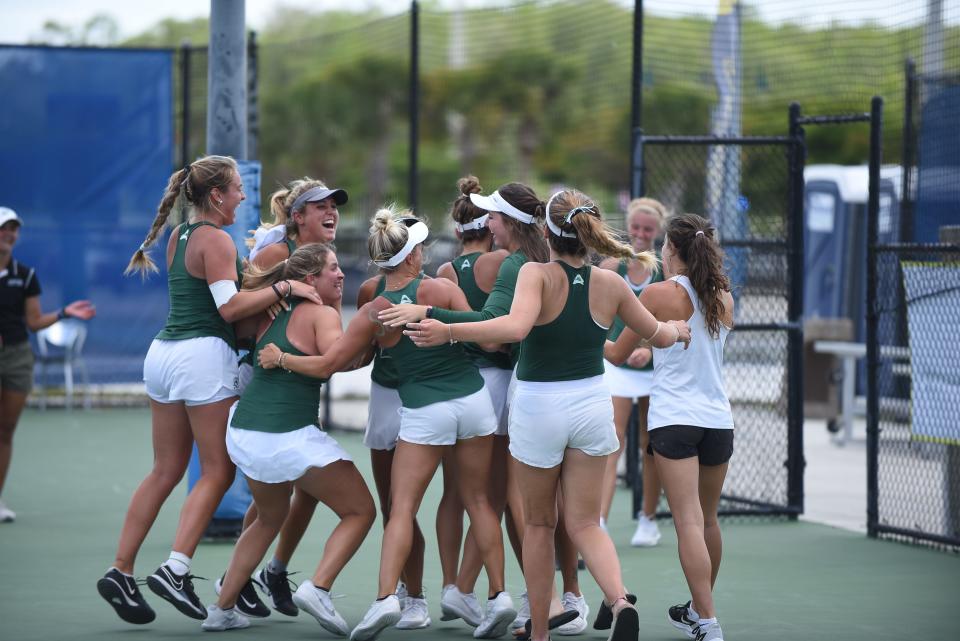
top-left (0, 341), bottom-right (35, 393)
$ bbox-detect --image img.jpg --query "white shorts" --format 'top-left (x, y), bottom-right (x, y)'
top-left (508, 375), bottom-right (618, 469)
top-left (399, 387), bottom-right (498, 447)
top-left (480, 367), bottom-right (512, 436)
top-left (364, 381), bottom-right (402, 451)
top-left (603, 360), bottom-right (653, 399)
top-left (226, 402), bottom-right (352, 484)
top-left (144, 337), bottom-right (239, 406)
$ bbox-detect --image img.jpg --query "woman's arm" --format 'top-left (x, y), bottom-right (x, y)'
top-left (260, 302), bottom-right (379, 379)
top-left (24, 298), bottom-right (96, 332)
top-left (379, 253), bottom-right (523, 327)
top-left (618, 281), bottom-right (690, 349)
top-left (405, 263), bottom-right (545, 347)
top-left (203, 231), bottom-right (321, 322)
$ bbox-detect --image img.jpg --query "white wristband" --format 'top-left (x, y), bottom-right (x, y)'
top-left (209, 280), bottom-right (239, 308)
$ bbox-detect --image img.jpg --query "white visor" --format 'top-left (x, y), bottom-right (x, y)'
top-left (545, 191), bottom-right (577, 238)
top-left (469, 191), bottom-right (535, 224)
top-left (373, 221), bottom-right (429, 268)
top-left (455, 214), bottom-right (489, 232)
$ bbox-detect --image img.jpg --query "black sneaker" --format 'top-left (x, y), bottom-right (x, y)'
top-left (610, 602), bottom-right (639, 641)
top-left (668, 600), bottom-right (698, 639)
top-left (96, 568), bottom-right (156, 624)
top-left (592, 593), bottom-right (637, 630)
top-left (146, 564), bottom-right (207, 620)
top-left (253, 567), bottom-right (299, 617)
top-left (214, 574), bottom-right (271, 618)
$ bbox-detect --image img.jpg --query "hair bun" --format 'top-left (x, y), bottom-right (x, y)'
top-left (370, 208), bottom-right (396, 234)
top-left (457, 175), bottom-right (482, 197)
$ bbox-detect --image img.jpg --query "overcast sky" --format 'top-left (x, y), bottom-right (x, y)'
top-left (0, 0), bottom-right (948, 45)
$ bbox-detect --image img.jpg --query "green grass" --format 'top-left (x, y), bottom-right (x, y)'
top-left (0, 408), bottom-right (955, 640)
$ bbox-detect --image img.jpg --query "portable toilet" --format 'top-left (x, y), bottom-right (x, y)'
top-left (803, 164), bottom-right (901, 397)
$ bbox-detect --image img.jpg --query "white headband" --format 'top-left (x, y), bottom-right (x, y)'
top-left (455, 214), bottom-right (489, 233)
top-left (545, 191), bottom-right (577, 238)
top-left (373, 221), bottom-right (429, 268)
top-left (469, 191), bottom-right (535, 224)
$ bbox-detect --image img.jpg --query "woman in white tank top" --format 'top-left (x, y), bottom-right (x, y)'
top-left (606, 213), bottom-right (734, 641)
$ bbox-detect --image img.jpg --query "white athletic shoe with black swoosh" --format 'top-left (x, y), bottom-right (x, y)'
top-left (214, 575), bottom-right (271, 618)
top-left (97, 568), bottom-right (156, 624)
top-left (147, 564), bottom-right (207, 620)
top-left (667, 601), bottom-right (698, 639)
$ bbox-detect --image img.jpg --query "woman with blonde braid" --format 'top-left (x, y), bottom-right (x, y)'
top-left (204, 243), bottom-right (376, 632)
top-left (606, 214), bottom-right (734, 641)
top-left (598, 197), bottom-right (667, 548)
top-left (259, 208), bottom-right (516, 641)
top-left (404, 189), bottom-right (691, 641)
top-left (96, 156), bottom-right (321, 625)
top-left (247, 178), bottom-right (346, 267)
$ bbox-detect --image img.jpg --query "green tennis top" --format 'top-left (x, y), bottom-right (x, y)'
top-left (517, 262), bottom-right (607, 382)
top-left (369, 276), bottom-right (400, 389)
top-left (453, 252), bottom-right (512, 371)
top-left (607, 256), bottom-right (663, 371)
top-left (155, 221), bottom-right (241, 350)
top-left (380, 278), bottom-right (484, 408)
top-left (431, 251), bottom-right (528, 366)
top-left (285, 237), bottom-right (297, 255)
top-left (230, 300), bottom-right (325, 432)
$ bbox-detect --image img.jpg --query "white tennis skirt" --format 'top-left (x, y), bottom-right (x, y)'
top-left (226, 403), bottom-right (352, 484)
top-left (603, 359), bottom-right (653, 399)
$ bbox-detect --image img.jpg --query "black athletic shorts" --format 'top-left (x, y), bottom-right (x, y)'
top-left (647, 425), bottom-right (734, 466)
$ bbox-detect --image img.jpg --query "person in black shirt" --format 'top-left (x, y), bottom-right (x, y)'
top-left (0, 207), bottom-right (95, 523)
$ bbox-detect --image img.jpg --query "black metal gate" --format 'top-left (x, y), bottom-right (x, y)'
top-left (629, 124), bottom-right (805, 517)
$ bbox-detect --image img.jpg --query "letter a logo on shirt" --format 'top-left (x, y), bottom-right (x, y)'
top-left (461, 258), bottom-right (471, 270)
top-left (399, 295), bottom-right (413, 304)
top-left (573, 274), bottom-right (585, 286)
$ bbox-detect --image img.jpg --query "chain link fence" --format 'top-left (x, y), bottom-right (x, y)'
top-left (868, 243), bottom-right (960, 550)
top-left (636, 137), bottom-right (803, 516)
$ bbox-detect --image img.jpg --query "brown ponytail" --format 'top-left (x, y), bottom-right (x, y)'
top-left (241, 242), bottom-right (334, 291)
top-left (665, 213), bottom-right (730, 337)
top-left (450, 175), bottom-right (490, 244)
top-left (496, 182), bottom-right (549, 263)
top-left (125, 155), bottom-right (238, 277)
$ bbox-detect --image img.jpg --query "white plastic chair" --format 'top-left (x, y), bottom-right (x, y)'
top-left (36, 319), bottom-right (90, 410)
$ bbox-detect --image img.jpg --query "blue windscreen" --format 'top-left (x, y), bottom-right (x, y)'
top-left (916, 83), bottom-right (960, 244)
top-left (0, 46), bottom-right (173, 383)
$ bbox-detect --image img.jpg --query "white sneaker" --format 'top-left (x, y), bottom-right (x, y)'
top-left (395, 581), bottom-right (408, 609)
top-left (293, 581), bottom-right (349, 636)
top-left (555, 592), bottom-right (588, 635)
top-left (630, 512), bottom-right (661, 547)
top-left (510, 591), bottom-right (529, 630)
top-left (350, 595), bottom-right (402, 641)
top-left (396, 595), bottom-right (431, 629)
top-left (694, 621), bottom-right (725, 641)
top-left (473, 592), bottom-right (517, 639)
top-left (440, 584), bottom-right (483, 627)
top-left (0, 500), bottom-right (15, 523)
top-left (201, 605), bottom-right (250, 631)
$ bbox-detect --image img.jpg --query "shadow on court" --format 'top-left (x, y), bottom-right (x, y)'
top-left (1, 408), bottom-right (954, 641)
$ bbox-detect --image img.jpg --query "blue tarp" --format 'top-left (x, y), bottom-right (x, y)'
top-left (0, 46), bottom-right (174, 383)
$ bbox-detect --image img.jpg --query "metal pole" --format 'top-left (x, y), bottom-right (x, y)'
top-left (408, 1), bottom-right (420, 211)
top-left (938, 225), bottom-right (960, 542)
top-left (629, 0), bottom-right (643, 196)
top-left (632, 127), bottom-right (644, 197)
top-left (786, 102), bottom-right (806, 518)
top-left (207, 0), bottom-right (247, 159)
top-left (900, 59), bottom-right (916, 243)
top-left (865, 96), bottom-right (884, 538)
top-left (626, 404), bottom-right (640, 517)
top-left (247, 30), bottom-right (259, 160)
top-left (179, 41), bottom-right (191, 167)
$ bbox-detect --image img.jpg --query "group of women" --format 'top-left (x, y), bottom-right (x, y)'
top-left (93, 154), bottom-right (734, 641)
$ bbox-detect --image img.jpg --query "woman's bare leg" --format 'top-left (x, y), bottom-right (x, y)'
top-left (112, 400), bottom-right (193, 573)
